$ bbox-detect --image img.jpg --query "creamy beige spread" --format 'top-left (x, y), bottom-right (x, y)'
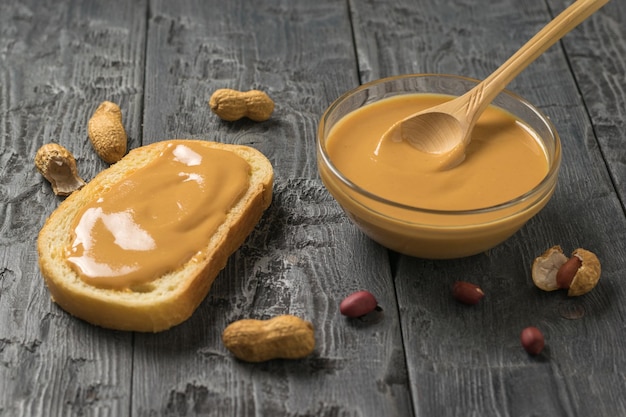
top-left (65, 141), bottom-right (250, 290)
top-left (326, 94), bottom-right (549, 215)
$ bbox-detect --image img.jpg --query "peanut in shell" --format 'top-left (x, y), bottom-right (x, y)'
top-left (222, 315), bottom-right (315, 362)
top-left (209, 89), bottom-right (274, 122)
top-left (87, 101), bottom-right (127, 164)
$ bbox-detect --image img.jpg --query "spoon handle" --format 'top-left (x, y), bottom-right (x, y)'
top-left (470, 0), bottom-right (610, 117)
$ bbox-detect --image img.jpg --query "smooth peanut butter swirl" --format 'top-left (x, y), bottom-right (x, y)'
top-left (65, 141), bottom-right (250, 290)
top-left (327, 94), bottom-right (549, 213)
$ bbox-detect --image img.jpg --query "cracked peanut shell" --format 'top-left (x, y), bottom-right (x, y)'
top-left (34, 143), bottom-right (86, 196)
top-left (567, 248), bottom-right (601, 296)
top-left (531, 245), bottom-right (568, 291)
top-left (531, 246), bottom-right (601, 296)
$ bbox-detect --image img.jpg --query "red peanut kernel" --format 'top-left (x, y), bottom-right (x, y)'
top-left (452, 281), bottom-right (484, 305)
top-left (520, 326), bottom-right (545, 355)
top-left (556, 255), bottom-right (582, 289)
top-left (340, 290), bottom-right (378, 318)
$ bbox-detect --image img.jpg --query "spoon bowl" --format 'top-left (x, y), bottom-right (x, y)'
top-left (381, 0), bottom-right (609, 167)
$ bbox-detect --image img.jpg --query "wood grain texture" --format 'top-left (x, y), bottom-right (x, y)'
top-left (350, 0), bottom-right (626, 416)
top-left (132, 179), bottom-right (412, 416)
top-left (134, 0), bottom-right (411, 416)
top-left (143, 0), bottom-right (359, 179)
top-left (2, 0), bottom-right (625, 415)
top-left (550, 0), bottom-right (626, 204)
top-left (0, 0), bottom-right (146, 415)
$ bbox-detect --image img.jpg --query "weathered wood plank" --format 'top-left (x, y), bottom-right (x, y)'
top-left (0, 1), bottom-right (147, 415)
top-left (133, 180), bottom-right (412, 416)
top-left (550, 0), bottom-right (626, 206)
top-left (142, 0), bottom-right (358, 179)
top-left (2, 0), bottom-right (624, 415)
top-left (134, 0), bottom-right (411, 415)
top-left (350, 0), bottom-right (626, 416)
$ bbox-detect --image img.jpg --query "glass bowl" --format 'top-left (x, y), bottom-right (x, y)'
top-left (317, 74), bottom-right (561, 259)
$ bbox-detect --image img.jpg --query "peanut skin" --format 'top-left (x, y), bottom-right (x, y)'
top-left (340, 290), bottom-right (378, 318)
top-left (222, 315), bottom-right (315, 362)
top-left (520, 326), bottom-right (545, 355)
top-left (556, 255), bottom-right (582, 289)
top-left (209, 89), bottom-right (274, 122)
top-left (452, 281), bottom-right (485, 305)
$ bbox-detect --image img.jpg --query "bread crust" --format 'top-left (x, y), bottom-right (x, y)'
top-left (37, 140), bottom-right (273, 332)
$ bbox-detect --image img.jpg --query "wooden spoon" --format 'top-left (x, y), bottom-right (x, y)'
top-left (381, 0), bottom-right (609, 168)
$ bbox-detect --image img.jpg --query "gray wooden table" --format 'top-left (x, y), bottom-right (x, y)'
top-left (1, 0), bottom-right (625, 416)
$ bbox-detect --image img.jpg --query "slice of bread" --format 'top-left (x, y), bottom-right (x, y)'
top-left (37, 140), bottom-right (273, 332)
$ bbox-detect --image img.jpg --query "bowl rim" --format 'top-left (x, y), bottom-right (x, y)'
top-left (317, 73), bottom-right (562, 217)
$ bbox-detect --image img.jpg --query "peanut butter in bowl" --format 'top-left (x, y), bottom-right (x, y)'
top-left (317, 74), bottom-right (561, 259)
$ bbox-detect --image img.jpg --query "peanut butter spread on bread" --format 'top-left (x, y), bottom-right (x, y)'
top-left (65, 141), bottom-right (250, 290)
